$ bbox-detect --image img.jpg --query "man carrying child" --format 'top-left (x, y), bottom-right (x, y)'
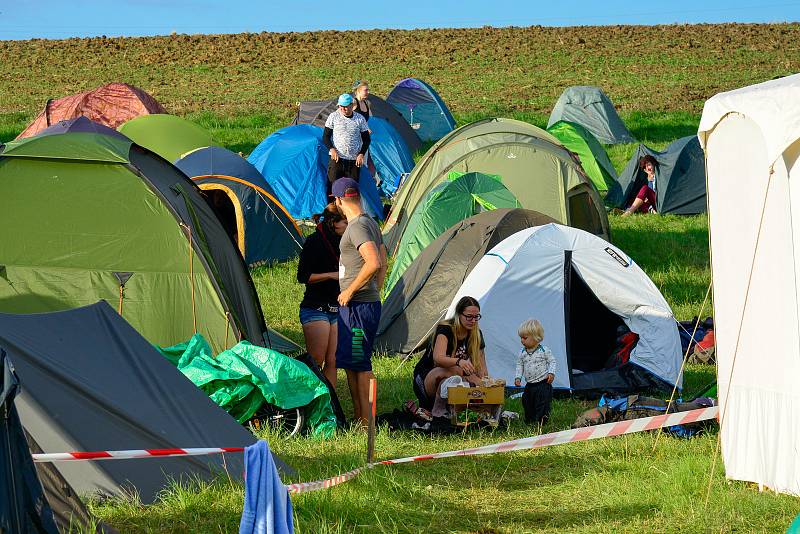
top-left (514, 319), bottom-right (556, 425)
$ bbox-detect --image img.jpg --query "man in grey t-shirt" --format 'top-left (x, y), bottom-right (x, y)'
top-left (332, 177), bottom-right (387, 426)
top-left (323, 94), bottom-right (371, 198)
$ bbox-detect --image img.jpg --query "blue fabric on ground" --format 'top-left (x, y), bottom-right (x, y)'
top-left (239, 440), bottom-right (294, 534)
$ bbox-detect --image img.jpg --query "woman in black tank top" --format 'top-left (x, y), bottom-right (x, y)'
top-left (353, 80), bottom-right (371, 122)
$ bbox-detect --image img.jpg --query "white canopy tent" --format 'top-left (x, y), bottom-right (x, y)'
top-left (698, 73), bottom-right (800, 496)
top-left (447, 224), bottom-right (682, 394)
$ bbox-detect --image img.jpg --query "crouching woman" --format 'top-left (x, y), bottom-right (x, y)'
top-left (412, 296), bottom-right (488, 409)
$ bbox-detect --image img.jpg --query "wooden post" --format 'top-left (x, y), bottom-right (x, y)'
top-left (367, 378), bottom-right (377, 464)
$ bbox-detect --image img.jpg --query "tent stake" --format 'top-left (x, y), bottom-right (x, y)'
top-left (367, 379), bottom-right (377, 464)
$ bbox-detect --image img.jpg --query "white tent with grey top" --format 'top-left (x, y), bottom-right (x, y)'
top-left (446, 224), bottom-right (682, 395)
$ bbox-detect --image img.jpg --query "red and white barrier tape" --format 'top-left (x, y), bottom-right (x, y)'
top-left (287, 466), bottom-right (367, 494)
top-left (379, 405), bottom-right (718, 465)
top-left (288, 406), bottom-right (718, 494)
top-left (32, 447), bottom-right (244, 462)
top-left (30, 406), bottom-right (718, 495)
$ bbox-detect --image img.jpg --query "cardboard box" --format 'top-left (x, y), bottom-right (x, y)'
top-left (447, 385), bottom-right (505, 427)
top-left (447, 385), bottom-right (505, 405)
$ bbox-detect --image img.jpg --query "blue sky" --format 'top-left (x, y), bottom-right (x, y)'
top-left (1, 0), bottom-right (798, 40)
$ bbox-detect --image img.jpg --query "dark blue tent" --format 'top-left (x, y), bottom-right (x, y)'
top-left (606, 136), bottom-right (707, 215)
top-left (175, 146), bottom-right (303, 267)
top-left (368, 117), bottom-right (415, 197)
top-left (35, 116), bottom-right (129, 141)
top-left (387, 78), bottom-right (456, 142)
top-left (247, 124), bottom-right (384, 220)
top-left (0, 352), bottom-right (59, 534)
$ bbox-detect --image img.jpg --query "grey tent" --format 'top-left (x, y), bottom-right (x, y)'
top-left (0, 301), bottom-right (293, 504)
top-left (376, 208), bottom-right (555, 355)
top-left (606, 136), bottom-right (707, 215)
top-left (547, 86), bottom-right (635, 145)
top-left (292, 95), bottom-right (422, 153)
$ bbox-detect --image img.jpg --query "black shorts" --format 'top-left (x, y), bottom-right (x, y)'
top-left (327, 158), bottom-right (358, 184)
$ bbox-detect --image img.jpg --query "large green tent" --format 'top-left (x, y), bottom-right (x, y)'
top-left (383, 118), bottom-right (609, 252)
top-left (118, 114), bottom-right (214, 163)
top-left (546, 120), bottom-right (618, 194)
top-left (385, 171), bottom-right (519, 293)
top-left (0, 132), bottom-right (297, 355)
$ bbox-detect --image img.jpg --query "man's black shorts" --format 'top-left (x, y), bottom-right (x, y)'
top-left (327, 157), bottom-right (358, 196)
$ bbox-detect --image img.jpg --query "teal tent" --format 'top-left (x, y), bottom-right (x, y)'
top-left (385, 172), bottom-right (519, 293)
top-left (607, 136), bottom-right (707, 215)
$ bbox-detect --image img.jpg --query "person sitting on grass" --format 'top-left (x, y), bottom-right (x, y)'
top-left (622, 154), bottom-right (659, 216)
top-left (412, 296), bottom-right (488, 410)
top-left (514, 318), bottom-right (556, 425)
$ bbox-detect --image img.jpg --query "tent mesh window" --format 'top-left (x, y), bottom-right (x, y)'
top-left (567, 191), bottom-right (605, 236)
top-left (566, 262), bottom-right (626, 373)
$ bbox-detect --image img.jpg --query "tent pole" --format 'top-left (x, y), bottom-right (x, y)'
top-left (184, 224), bottom-right (198, 335)
top-left (652, 281), bottom-right (712, 453)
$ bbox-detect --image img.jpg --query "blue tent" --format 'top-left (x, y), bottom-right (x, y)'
top-left (368, 116), bottom-right (415, 197)
top-left (387, 78), bottom-right (456, 142)
top-left (247, 124), bottom-right (384, 220)
top-left (175, 146), bottom-right (303, 267)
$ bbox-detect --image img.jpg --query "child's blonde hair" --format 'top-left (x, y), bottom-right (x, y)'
top-left (518, 318), bottom-right (544, 344)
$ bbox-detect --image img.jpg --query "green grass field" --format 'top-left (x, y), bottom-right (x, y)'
top-left (4, 24), bottom-right (800, 533)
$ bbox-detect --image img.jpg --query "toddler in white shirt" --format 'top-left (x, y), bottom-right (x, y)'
top-left (514, 318), bottom-right (556, 425)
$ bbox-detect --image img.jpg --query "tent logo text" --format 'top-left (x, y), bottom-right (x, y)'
top-left (605, 247), bottom-right (630, 267)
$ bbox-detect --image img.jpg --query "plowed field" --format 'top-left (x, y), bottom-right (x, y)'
top-left (2, 23), bottom-right (798, 120)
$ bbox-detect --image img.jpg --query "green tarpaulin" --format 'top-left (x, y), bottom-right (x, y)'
top-left (159, 334), bottom-right (336, 438)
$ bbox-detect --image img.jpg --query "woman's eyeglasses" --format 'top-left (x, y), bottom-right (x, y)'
top-left (461, 313), bottom-right (481, 321)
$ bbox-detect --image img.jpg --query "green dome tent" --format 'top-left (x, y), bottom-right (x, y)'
top-left (383, 118), bottom-right (609, 252)
top-left (547, 120), bottom-right (618, 194)
top-left (0, 132), bottom-right (297, 355)
top-left (118, 114), bottom-right (214, 163)
top-left (385, 171), bottom-right (519, 293)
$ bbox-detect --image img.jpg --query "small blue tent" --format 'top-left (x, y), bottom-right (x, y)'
top-left (175, 146), bottom-right (303, 267)
top-left (247, 125), bottom-right (384, 220)
top-left (368, 116), bottom-right (415, 197)
top-left (387, 78), bottom-right (456, 142)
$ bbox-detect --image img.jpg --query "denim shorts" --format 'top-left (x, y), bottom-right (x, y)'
top-left (299, 306), bottom-right (338, 325)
